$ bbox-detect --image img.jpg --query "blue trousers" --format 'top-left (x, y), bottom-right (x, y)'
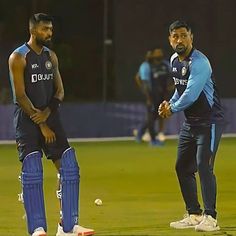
top-left (137, 104), bottom-right (158, 141)
top-left (176, 122), bottom-right (224, 218)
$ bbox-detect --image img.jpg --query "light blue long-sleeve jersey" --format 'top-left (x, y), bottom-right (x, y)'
top-left (169, 49), bottom-right (224, 125)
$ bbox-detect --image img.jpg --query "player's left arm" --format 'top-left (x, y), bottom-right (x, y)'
top-left (170, 58), bottom-right (211, 113)
top-left (50, 50), bottom-right (64, 101)
top-left (30, 51), bottom-right (64, 124)
top-left (134, 72), bottom-right (142, 88)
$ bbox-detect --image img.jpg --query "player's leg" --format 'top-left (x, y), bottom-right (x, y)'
top-left (157, 117), bottom-right (166, 141)
top-left (158, 117), bottom-right (164, 133)
top-left (147, 103), bottom-right (156, 142)
top-left (147, 103), bottom-right (163, 146)
top-left (195, 124), bottom-right (224, 232)
top-left (21, 151), bottom-right (47, 236)
top-left (15, 109), bottom-right (47, 235)
top-left (176, 124), bottom-right (202, 214)
top-left (136, 105), bottom-right (149, 142)
top-left (55, 148), bottom-right (94, 236)
top-left (59, 147), bottom-right (80, 232)
top-left (44, 112), bottom-right (94, 235)
top-left (156, 98), bottom-right (166, 142)
top-left (170, 123), bottom-right (203, 229)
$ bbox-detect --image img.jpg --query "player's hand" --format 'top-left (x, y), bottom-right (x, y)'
top-left (158, 100), bottom-right (168, 117)
top-left (158, 100), bottom-right (172, 118)
top-left (30, 108), bottom-right (51, 124)
top-left (39, 123), bottom-right (56, 144)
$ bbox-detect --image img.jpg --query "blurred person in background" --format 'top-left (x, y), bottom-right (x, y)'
top-left (134, 48), bottom-right (172, 146)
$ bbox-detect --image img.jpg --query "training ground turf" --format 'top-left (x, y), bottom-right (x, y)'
top-left (0, 138), bottom-right (235, 236)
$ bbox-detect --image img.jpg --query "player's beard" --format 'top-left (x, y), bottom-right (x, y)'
top-left (36, 37), bottom-right (52, 48)
top-left (175, 44), bottom-right (187, 55)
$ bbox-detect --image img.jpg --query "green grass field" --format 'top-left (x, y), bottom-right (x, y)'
top-left (0, 138), bottom-right (235, 236)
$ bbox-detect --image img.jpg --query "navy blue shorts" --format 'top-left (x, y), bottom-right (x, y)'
top-left (14, 107), bottom-right (69, 162)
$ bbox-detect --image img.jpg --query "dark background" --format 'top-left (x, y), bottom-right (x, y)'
top-left (0, 0), bottom-right (235, 103)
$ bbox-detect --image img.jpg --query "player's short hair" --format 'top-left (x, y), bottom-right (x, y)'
top-left (151, 48), bottom-right (164, 58)
top-left (169, 20), bottom-right (191, 34)
top-left (29, 13), bottom-right (53, 29)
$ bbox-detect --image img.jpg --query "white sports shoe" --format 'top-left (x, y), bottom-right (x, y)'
top-left (195, 215), bottom-right (220, 232)
top-left (157, 132), bottom-right (166, 142)
top-left (133, 129), bottom-right (151, 142)
top-left (170, 214), bottom-right (203, 229)
top-left (32, 227), bottom-right (47, 236)
top-left (56, 224), bottom-right (95, 236)
top-left (142, 132), bottom-right (151, 142)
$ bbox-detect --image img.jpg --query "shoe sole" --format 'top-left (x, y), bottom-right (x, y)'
top-left (32, 233), bottom-right (46, 236)
top-left (77, 231), bottom-right (95, 236)
top-left (195, 226), bottom-right (220, 232)
top-left (56, 230), bottom-right (94, 236)
top-left (170, 225), bottom-right (196, 229)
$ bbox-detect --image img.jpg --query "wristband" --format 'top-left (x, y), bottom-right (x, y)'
top-left (48, 97), bottom-right (61, 112)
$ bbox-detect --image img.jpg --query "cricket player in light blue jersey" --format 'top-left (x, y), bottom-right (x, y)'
top-left (159, 20), bottom-right (224, 232)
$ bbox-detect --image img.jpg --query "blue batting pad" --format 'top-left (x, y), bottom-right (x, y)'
top-left (60, 147), bottom-right (80, 233)
top-left (21, 151), bottom-right (47, 234)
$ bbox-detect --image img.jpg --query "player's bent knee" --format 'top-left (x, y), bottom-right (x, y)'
top-left (175, 161), bottom-right (183, 175)
top-left (60, 147), bottom-right (80, 172)
top-left (60, 147), bottom-right (80, 233)
top-left (21, 151), bottom-right (47, 234)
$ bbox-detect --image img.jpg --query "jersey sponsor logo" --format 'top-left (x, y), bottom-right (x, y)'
top-left (45, 60), bottom-right (52, 70)
top-left (31, 63), bottom-right (39, 69)
top-left (173, 77), bottom-right (188, 85)
top-left (172, 67), bottom-right (177, 72)
top-left (31, 73), bottom-right (53, 83)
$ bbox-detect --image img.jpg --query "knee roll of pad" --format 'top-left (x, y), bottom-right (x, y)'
top-left (60, 147), bottom-right (80, 233)
top-left (21, 151), bottom-right (47, 234)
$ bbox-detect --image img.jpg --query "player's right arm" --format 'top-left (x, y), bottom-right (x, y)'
top-left (170, 58), bottom-right (211, 113)
top-left (9, 52), bottom-right (56, 143)
top-left (169, 89), bottom-right (180, 104)
top-left (139, 62), bottom-right (152, 105)
top-left (134, 72), bottom-right (142, 88)
top-left (9, 52), bottom-right (38, 116)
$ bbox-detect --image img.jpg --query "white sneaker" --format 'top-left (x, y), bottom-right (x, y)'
top-left (56, 224), bottom-right (95, 236)
top-left (142, 132), bottom-right (151, 142)
top-left (133, 129), bottom-right (138, 137)
top-left (32, 227), bottom-right (47, 236)
top-left (133, 129), bottom-right (151, 142)
top-left (170, 214), bottom-right (203, 229)
top-left (195, 215), bottom-right (220, 232)
top-left (157, 132), bottom-right (166, 142)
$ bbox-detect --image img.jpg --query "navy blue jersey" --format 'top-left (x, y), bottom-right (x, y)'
top-left (150, 60), bottom-right (170, 93)
top-left (10, 43), bottom-right (54, 109)
top-left (169, 48), bottom-right (224, 125)
top-left (139, 60), bottom-right (170, 97)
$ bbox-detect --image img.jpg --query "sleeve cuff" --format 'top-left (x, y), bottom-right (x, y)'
top-left (170, 103), bottom-right (176, 113)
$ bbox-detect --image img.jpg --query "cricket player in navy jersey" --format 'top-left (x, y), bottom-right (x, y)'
top-left (9, 13), bottom-right (94, 236)
top-left (158, 20), bottom-right (224, 232)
